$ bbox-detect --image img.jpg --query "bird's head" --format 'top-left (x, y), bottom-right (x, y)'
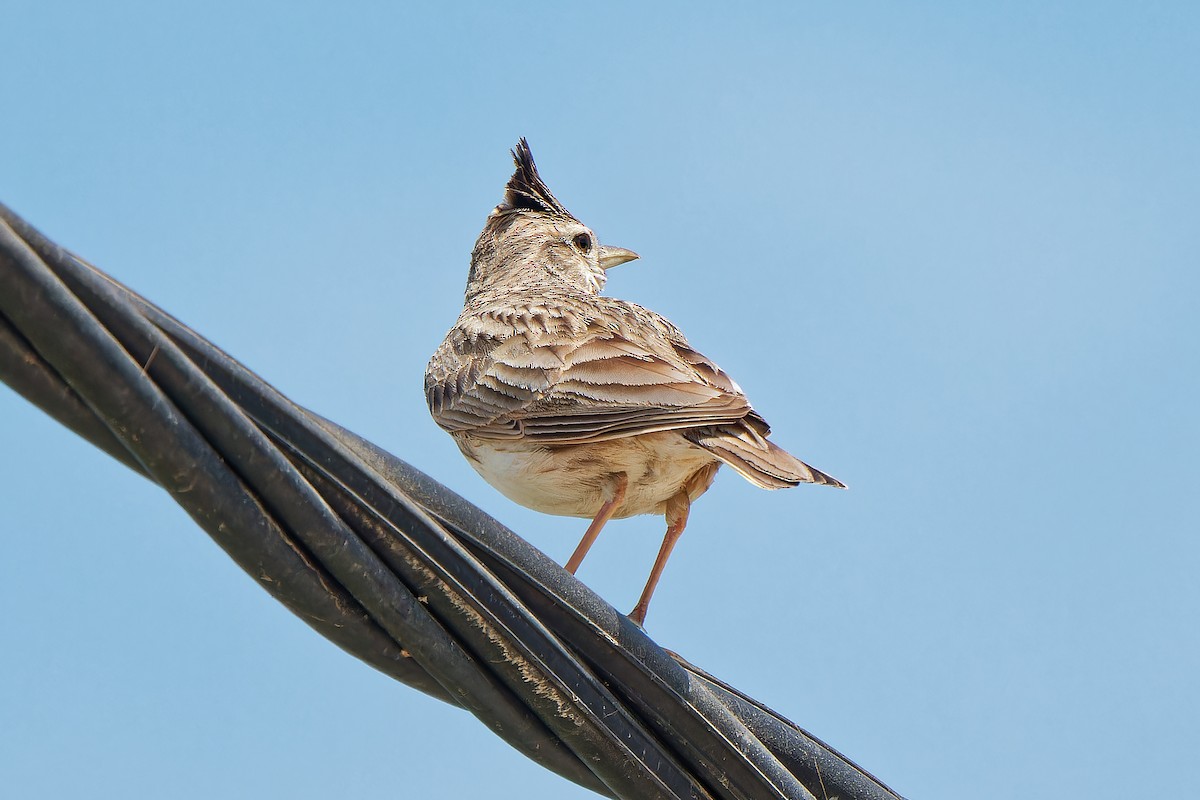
top-left (465, 139), bottom-right (638, 302)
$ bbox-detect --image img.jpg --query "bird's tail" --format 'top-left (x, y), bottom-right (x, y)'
top-left (685, 426), bottom-right (845, 491)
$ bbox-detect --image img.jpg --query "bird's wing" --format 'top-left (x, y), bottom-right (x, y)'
top-left (425, 298), bottom-right (760, 444)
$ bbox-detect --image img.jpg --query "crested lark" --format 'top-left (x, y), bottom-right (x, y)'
top-left (425, 139), bottom-right (843, 625)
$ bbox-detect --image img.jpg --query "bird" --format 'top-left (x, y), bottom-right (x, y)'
top-left (425, 139), bottom-right (843, 626)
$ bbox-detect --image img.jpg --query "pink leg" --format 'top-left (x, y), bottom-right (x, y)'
top-left (565, 474), bottom-right (628, 574)
top-left (628, 491), bottom-right (690, 627)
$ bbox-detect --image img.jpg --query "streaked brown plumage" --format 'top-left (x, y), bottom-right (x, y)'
top-left (425, 139), bottom-right (843, 625)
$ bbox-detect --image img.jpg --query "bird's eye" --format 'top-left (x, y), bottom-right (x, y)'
top-left (572, 233), bottom-right (593, 253)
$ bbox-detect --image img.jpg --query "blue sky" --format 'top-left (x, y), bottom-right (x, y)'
top-left (2, 3), bottom-right (1197, 798)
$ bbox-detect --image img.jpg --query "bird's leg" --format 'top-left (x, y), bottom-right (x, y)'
top-left (628, 491), bottom-right (691, 627)
top-left (565, 473), bottom-right (628, 574)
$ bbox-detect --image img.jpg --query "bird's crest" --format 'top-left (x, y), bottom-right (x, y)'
top-left (493, 138), bottom-right (572, 218)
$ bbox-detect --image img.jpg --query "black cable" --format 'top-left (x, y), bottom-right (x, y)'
top-left (0, 202), bottom-right (905, 800)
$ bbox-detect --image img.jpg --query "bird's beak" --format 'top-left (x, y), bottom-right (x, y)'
top-left (598, 245), bottom-right (639, 270)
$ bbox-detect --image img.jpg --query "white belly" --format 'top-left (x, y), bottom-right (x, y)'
top-left (454, 431), bottom-right (721, 519)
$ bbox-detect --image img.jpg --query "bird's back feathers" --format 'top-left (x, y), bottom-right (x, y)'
top-left (426, 292), bottom-right (843, 490)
